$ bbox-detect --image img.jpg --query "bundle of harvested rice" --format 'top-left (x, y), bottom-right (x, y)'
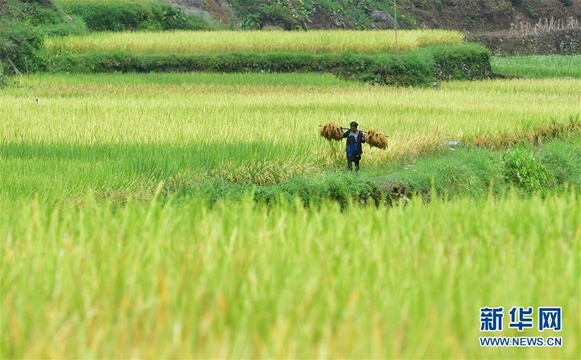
top-left (366, 129), bottom-right (388, 149)
top-left (320, 121), bottom-right (343, 141)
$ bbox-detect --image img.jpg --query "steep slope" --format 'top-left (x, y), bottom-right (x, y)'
top-left (169, 0), bottom-right (581, 32)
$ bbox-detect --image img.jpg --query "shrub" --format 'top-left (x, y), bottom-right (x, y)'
top-left (333, 45), bottom-right (492, 86)
top-left (502, 147), bottom-right (556, 195)
top-left (38, 16), bottom-right (88, 36)
top-left (538, 140), bottom-right (581, 188)
top-left (60, 0), bottom-right (221, 32)
top-left (232, 0), bottom-right (310, 30)
top-left (431, 43), bottom-right (493, 81)
top-left (5, 0), bottom-right (62, 26)
top-left (0, 20), bottom-right (45, 73)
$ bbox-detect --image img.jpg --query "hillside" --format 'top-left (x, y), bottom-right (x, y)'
top-left (169, 0), bottom-right (581, 32)
top-left (1, 0), bottom-right (579, 81)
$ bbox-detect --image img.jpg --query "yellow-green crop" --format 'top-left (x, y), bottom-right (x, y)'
top-left (1, 73), bottom-right (579, 199)
top-left (1, 68), bottom-right (580, 359)
top-left (492, 54), bottom-right (581, 78)
top-left (44, 29), bottom-right (464, 55)
top-left (1, 190), bottom-right (579, 358)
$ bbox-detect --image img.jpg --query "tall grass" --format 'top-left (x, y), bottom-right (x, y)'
top-left (1, 191), bottom-right (579, 359)
top-left (492, 55), bottom-right (581, 78)
top-left (43, 29), bottom-right (465, 55)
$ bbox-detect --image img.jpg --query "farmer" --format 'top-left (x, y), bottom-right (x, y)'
top-left (343, 121), bottom-right (365, 172)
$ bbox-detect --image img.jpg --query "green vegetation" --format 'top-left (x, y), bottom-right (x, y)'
top-left (44, 29), bottom-right (464, 55)
top-left (502, 146), bottom-right (557, 195)
top-left (40, 30), bottom-right (485, 86)
top-left (41, 43), bottom-right (491, 87)
top-left (58, 0), bottom-right (220, 31)
top-left (0, 0), bottom-right (82, 77)
top-left (2, 0), bottom-right (83, 32)
top-left (2, 2), bottom-right (580, 358)
top-left (375, 138), bottom-right (580, 199)
top-left (2, 0), bottom-right (490, 87)
top-left (204, 139), bottom-right (581, 206)
top-left (2, 189), bottom-right (579, 358)
top-left (492, 55), bottom-right (581, 78)
top-left (229, 0), bottom-right (395, 29)
top-left (0, 19), bottom-right (46, 75)
top-left (0, 0), bottom-right (214, 77)
top-left (1, 73), bottom-right (579, 203)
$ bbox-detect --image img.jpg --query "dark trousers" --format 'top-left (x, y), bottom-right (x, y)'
top-left (347, 153), bottom-right (361, 172)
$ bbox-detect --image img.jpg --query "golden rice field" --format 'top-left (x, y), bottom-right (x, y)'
top-left (44, 29), bottom-right (465, 55)
top-left (3, 75), bottom-right (579, 147)
top-left (1, 73), bottom-right (579, 199)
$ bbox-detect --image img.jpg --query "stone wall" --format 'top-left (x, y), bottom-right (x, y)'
top-left (468, 29), bottom-right (581, 56)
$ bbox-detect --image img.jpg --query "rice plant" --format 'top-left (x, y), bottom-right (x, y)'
top-left (492, 55), bottom-right (581, 78)
top-left (44, 29), bottom-right (464, 55)
top-left (1, 191), bottom-right (579, 358)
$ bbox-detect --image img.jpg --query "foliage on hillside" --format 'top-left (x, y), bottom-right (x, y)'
top-left (227, 0), bottom-right (393, 30)
top-left (0, 0), bottom-right (45, 81)
top-left (0, 0), bottom-right (81, 80)
top-left (179, 0), bottom-right (581, 31)
top-left (59, 0), bottom-right (221, 31)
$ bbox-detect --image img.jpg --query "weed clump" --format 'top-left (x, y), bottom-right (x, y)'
top-left (502, 146), bottom-right (556, 195)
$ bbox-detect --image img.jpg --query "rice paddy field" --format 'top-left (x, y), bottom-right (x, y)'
top-left (1, 35), bottom-right (581, 359)
top-left (491, 55), bottom-right (581, 79)
top-left (1, 73), bottom-right (580, 199)
top-left (44, 29), bottom-right (464, 55)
